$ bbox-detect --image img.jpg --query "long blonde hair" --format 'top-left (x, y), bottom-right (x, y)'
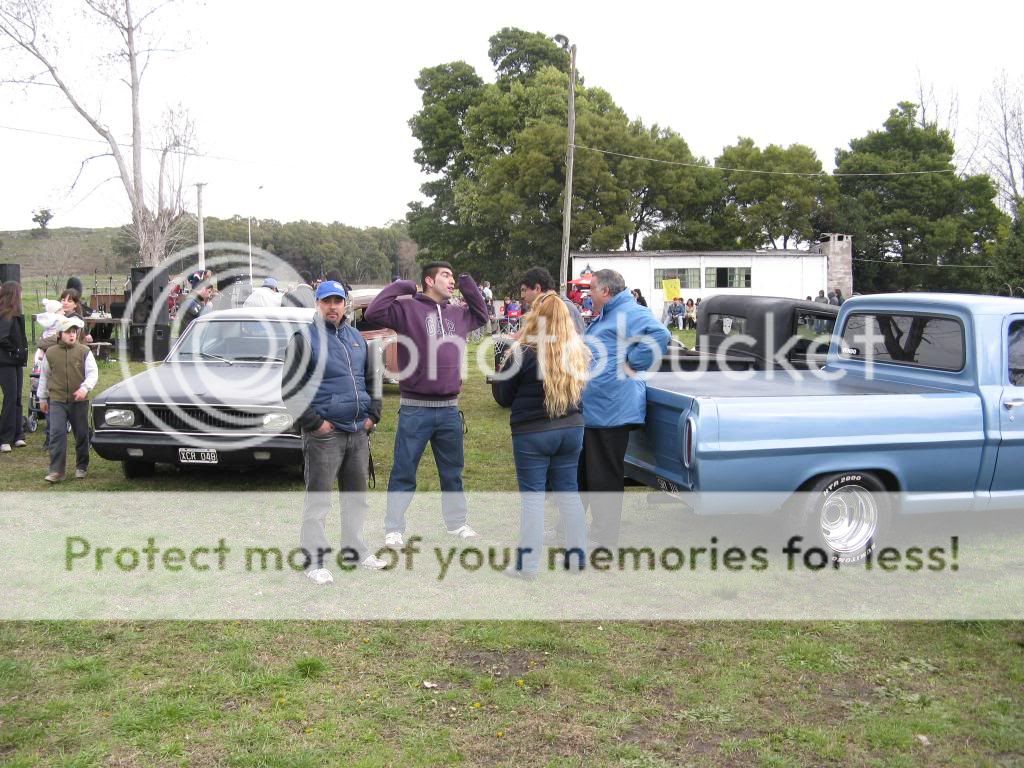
top-left (507, 291), bottom-right (591, 418)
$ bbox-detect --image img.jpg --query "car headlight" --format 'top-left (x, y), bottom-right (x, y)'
top-left (262, 412), bottom-right (293, 431)
top-left (104, 408), bottom-right (136, 427)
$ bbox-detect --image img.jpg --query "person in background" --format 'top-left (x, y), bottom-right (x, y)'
top-left (581, 293), bottom-right (593, 313)
top-left (580, 269), bottom-right (670, 548)
top-left (38, 315), bottom-right (97, 482)
top-left (0, 281), bottom-right (29, 453)
top-left (281, 280), bottom-right (387, 583)
top-left (38, 289), bottom-right (93, 351)
top-left (519, 267), bottom-right (585, 335)
top-left (365, 261), bottom-right (489, 548)
top-left (65, 276), bottom-right (93, 316)
top-left (833, 287), bottom-right (845, 305)
top-left (176, 279), bottom-right (215, 335)
top-left (684, 298), bottom-right (697, 330)
top-left (492, 292), bottom-right (591, 579)
top-left (666, 297), bottom-right (685, 330)
top-left (828, 290), bottom-right (839, 307)
top-left (631, 288), bottom-right (648, 307)
top-left (282, 270), bottom-right (316, 308)
top-left (243, 276), bottom-right (283, 308)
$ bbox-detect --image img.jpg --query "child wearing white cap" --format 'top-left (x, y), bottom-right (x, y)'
top-left (37, 315), bottom-right (98, 482)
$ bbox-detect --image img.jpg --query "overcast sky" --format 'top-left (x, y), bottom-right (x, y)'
top-left (1, 0), bottom-right (1021, 233)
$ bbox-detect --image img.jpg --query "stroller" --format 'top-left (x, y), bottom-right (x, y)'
top-left (26, 363), bottom-right (44, 434)
top-left (26, 362), bottom-right (70, 440)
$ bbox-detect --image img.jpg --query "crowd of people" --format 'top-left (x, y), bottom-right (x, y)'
top-left (279, 262), bottom-right (671, 584)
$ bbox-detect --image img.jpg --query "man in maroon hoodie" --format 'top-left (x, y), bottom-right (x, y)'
top-left (366, 262), bottom-right (489, 547)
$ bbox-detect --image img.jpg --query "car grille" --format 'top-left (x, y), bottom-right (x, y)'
top-left (137, 406), bottom-right (266, 433)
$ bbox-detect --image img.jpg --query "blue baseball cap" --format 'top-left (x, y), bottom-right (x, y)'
top-left (262, 276), bottom-right (279, 290)
top-left (315, 280), bottom-right (347, 301)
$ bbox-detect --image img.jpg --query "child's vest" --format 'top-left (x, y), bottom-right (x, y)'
top-left (44, 343), bottom-right (89, 402)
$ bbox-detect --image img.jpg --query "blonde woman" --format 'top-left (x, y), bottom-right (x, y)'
top-left (492, 291), bottom-right (591, 579)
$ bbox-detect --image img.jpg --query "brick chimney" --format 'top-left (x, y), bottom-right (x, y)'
top-left (821, 233), bottom-right (853, 298)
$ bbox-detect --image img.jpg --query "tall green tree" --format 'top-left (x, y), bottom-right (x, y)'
top-left (407, 28), bottom-right (731, 287)
top-left (715, 139), bottom-right (836, 249)
top-left (836, 103), bottom-right (1005, 293)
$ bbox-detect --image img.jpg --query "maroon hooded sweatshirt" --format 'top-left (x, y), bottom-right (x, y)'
top-left (365, 274), bottom-right (488, 400)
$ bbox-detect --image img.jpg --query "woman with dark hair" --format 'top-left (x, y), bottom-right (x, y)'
top-left (631, 288), bottom-right (648, 307)
top-left (0, 281), bottom-right (29, 452)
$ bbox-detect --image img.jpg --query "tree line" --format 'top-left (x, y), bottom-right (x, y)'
top-left (113, 217), bottom-right (419, 285)
top-left (407, 28), bottom-right (1024, 295)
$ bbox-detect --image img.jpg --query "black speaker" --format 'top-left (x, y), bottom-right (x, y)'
top-left (110, 301), bottom-right (127, 320)
top-left (129, 323), bottom-right (170, 361)
top-left (0, 263), bottom-right (21, 284)
top-left (129, 267), bottom-right (169, 325)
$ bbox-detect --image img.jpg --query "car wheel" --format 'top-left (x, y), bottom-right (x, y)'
top-left (792, 471), bottom-right (891, 564)
top-left (122, 460), bottom-right (156, 479)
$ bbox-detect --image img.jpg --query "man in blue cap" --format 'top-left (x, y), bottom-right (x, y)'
top-left (281, 280), bottom-right (386, 583)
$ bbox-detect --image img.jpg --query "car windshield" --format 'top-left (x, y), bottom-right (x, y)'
top-left (169, 319), bottom-right (304, 363)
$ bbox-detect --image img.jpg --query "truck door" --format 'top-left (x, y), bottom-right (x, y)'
top-left (991, 317), bottom-right (1024, 501)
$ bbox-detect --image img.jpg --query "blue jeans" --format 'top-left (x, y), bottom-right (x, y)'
top-left (384, 405), bottom-right (468, 534)
top-left (511, 426), bottom-right (587, 575)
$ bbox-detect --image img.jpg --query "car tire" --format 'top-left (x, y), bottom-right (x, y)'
top-left (122, 460), bottom-right (156, 479)
top-left (791, 471), bottom-right (891, 565)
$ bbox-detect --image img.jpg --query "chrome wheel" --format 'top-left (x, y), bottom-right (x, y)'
top-left (819, 484), bottom-right (878, 554)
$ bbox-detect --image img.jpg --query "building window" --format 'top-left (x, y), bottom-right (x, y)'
top-left (654, 268), bottom-right (700, 289)
top-left (705, 267), bottom-right (751, 288)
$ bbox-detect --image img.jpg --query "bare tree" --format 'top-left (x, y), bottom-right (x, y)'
top-left (980, 71), bottom-right (1024, 222)
top-left (0, 0), bottom-right (195, 265)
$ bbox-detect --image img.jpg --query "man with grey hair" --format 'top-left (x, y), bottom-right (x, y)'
top-left (580, 269), bottom-right (670, 548)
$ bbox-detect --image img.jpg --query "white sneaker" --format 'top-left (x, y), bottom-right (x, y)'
top-left (13, 440), bottom-right (27, 448)
top-left (306, 568), bottom-right (334, 585)
top-left (75, 469), bottom-right (88, 479)
top-left (360, 554), bottom-right (388, 570)
top-left (383, 531), bottom-right (404, 548)
top-left (0, 444), bottom-right (11, 453)
top-left (447, 524), bottom-right (480, 540)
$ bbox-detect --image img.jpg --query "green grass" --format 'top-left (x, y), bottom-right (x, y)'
top-left (1, 344), bottom-right (1022, 766)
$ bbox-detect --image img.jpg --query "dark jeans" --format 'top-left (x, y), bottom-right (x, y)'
top-left (384, 405), bottom-right (468, 534)
top-left (511, 426), bottom-right (587, 575)
top-left (48, 400), bottom-right (90, 474)
top-left (0, 365), bottom-right (24, 445)
top-left (300, 428), bottom-right (371, 569)
top-left (578, 425), bottom-right (634, 547)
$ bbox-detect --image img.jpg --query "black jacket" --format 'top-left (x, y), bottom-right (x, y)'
top-left (491, 345), bottom-right (583, 434)
top-left (0, 314), bottom-right (28, 367)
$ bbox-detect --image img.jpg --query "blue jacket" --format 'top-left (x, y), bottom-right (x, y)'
top-left (282, 317), bottom-right (379, 432)
top-left (582, 291), bottom-right (670, 428)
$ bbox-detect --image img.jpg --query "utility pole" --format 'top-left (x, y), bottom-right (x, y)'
top-left (558, 44), bottom-right (577, 292)
top-left (195, 182), bottom-right (206, 273)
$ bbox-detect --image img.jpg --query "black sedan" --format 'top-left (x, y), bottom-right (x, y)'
top-left (91, 308), bottom-right (315, 477)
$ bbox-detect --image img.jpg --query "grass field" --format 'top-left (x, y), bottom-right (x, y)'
top-left (1, 343), bottom-right (1022, 766)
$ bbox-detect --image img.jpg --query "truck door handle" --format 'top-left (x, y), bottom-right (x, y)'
top-left (1004, 398), bottom-right (1024, 410)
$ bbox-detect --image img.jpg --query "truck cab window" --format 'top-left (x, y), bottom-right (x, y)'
top-left (840, 313), bottom-right (965, 371)
top-left (1009, 320), bottom-right (1024, 386)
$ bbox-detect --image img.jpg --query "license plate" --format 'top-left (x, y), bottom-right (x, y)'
top-left (178, 448), bottom-right (218, 464)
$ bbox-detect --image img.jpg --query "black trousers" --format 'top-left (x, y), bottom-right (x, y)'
top-left (578, 425), bottom-right (635, 547)
top-left (0, 365), bottom-right (24, 445)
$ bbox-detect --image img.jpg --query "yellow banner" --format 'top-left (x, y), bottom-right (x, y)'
top-left (661, 278), bottom-right (681, 300)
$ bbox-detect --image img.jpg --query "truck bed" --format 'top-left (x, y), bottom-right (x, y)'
top-left (646, 370), bottom-right (945, 399)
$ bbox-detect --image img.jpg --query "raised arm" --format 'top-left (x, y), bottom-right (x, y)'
top-left (458, 274), bottom-right (489, 331)
top-left (365, 280), bottom-right (417, 330)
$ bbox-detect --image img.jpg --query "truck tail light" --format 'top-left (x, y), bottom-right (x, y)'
top-left (683, 416), bottom-right (696, 469)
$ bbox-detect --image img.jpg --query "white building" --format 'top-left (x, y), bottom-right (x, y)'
top-left (571, 234), bottom-right (853, 320)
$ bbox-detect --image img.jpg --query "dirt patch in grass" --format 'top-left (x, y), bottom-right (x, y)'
top-left (449, 647), bottom-right (543, 680)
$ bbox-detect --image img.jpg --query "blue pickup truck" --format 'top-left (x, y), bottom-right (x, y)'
top-left (625, 293), bottom-right (1024, 559)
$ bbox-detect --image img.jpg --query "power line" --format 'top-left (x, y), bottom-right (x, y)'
top-left (0, 123), bottom-right (248, 163)
top-left (573, 144), bottom-right (958, 178)
top-left (853, 257), bottom-right (993, 269)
